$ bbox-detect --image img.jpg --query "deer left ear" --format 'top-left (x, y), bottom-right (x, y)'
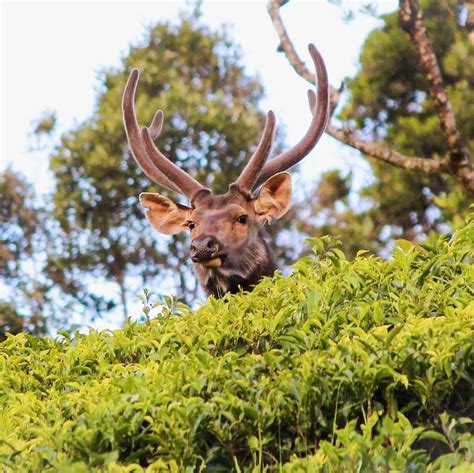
top-left (254, 172), bottom-right (292, 223)
top-left (139, 192), bottom-right (191, 235)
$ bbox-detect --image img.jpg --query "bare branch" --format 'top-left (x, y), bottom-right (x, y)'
top-left (399, 0), bottom-right (474, 196)
top-left (267, 0), bottom-right (340, 109)
top-left (326, 124), bottom-right (449, 173)
top-left (267, 0), bottom-right (446, 176)
top-left (307, 89), bottom-right (447, 172)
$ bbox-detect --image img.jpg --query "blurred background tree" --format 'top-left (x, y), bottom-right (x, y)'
top-left (0, 169), bottom-right (114, 336)
top-left (338, 0), bottom-right (473, 245)
top-left (269, 0), bottom-right (473, 256)
top-left (0, 170), bottom-right (49, 336)
top-left (47, 10), bottom-right (288, 320)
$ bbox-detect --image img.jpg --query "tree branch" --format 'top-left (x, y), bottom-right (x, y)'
top-left (266, 0), bottom-right (447, 176)
top-left (398, 0), bottom-right (474, 196)
top-left (267, 0), bottom-right (474, 197)
top-left (326, 124), bottom-right (449, 173)
top-left (267, 0), bottom-right (340, 109)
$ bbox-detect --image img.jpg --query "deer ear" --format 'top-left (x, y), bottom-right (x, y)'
top-left (254, 172), bottom-right (292, 222)
top-left (139, 193), bottom-right (191, 235)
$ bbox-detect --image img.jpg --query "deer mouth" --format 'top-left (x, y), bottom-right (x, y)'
top-left (192, 254), bottom-right (227, 268)
top-left (200, 257), bottom-right (222, 269)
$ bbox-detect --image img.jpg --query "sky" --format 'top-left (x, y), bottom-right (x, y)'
top-left (1, 0), bottom-right (398, 328)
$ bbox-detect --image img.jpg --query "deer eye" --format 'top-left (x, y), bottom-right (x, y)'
top-left (237, 215), bottom-right (248, 224)
top-left (187, 221), bottom-right (195, 230)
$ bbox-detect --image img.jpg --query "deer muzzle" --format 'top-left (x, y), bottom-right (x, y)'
top-left (190, 236), bottom-right (223, 267)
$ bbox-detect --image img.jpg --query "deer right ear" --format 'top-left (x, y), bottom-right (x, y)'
top-left (253, 172), bottom-right (292, 223)
top-left (139, 193), bottom-right (191, 235)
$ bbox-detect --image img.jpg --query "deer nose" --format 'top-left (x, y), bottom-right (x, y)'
top-left (190, 236), bottom-right (219, 262)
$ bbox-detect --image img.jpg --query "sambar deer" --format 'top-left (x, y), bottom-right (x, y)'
top-left (123, 44), bottom-right (329, 298)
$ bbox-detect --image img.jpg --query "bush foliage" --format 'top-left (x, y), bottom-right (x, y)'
top-left (0, 217), bottom-right (473, 472)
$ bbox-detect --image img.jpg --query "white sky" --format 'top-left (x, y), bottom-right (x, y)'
top-left (0, 0), bottom-right (397, 329)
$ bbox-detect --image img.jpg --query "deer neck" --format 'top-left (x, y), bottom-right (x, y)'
top-left (195, 229), bottom-right (277, 298)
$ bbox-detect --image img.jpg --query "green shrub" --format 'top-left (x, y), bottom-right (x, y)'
top-left (0, 217), bottom-right (473, 472)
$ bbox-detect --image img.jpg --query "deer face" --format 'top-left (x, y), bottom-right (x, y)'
top-left (123, 43), bottom-right (328, 297)
top-left (139, 173), bottom-right (291, 283)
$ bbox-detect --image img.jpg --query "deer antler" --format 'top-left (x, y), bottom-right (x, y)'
top-left (122, 69), bottom-right (207, 197)
top-left (253, 43), bottom-right (329, 189)
top-left (234, 111), bottom-right (276, 192)
top-left (123, 44), bottom-right (328, 198)
top-left (141, 126), bottom-right (209, 198)
top-left (148, 109), bottom-right (164, 140)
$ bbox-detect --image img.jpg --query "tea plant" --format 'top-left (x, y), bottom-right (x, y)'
top-left (0, 217), bottom-right (473, 471)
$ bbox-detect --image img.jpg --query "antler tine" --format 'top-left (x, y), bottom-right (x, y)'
top-left (254, 43), bottom-right (329, 189)
top-left (142, 127), bottom-right (207, 198)
top-left (149, 109), bottom-right (164, 140)
top-left (235, 111), bottom-right (276, 192)
top-left (307, 89), bottom-right (316, 114)
top-left (122, 69), bottom-right (182, 194)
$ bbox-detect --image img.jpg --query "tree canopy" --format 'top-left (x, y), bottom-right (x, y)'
top-left (0, 170), bottom-right (47, 336)
top-left (49, 13), bottom-right (276, 317)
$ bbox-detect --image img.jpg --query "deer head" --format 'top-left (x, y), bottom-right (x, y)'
top-left (123, 44), bottom-right (329, 298)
